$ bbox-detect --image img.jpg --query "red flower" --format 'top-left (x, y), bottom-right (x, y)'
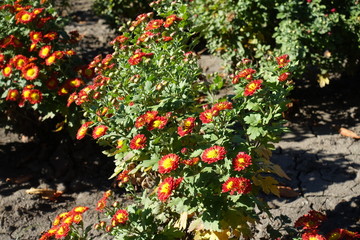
top-left (233, 152), bottom-right (252, 171)
top-left (222, 177), bottom-right (252, 195)
top-left (15, 10), bottom-right (35, 24)
top-left (128, 49), bottom-right (154, 65)
top-left (162, 36), bottom-right (173, 42)
top-left (157, 177), bottom-right (182, 202)
top-left (28, 89), bottom-right (42, 104)
top-left (158, 153), bottom-right (180, 174)
top-left (54, 224), bottom-right (70, 239)
top-left (22, 63), bottom-right (39, 80)
top-left (39, 45), bottom-right (52, 58)
top-left (111, 209), bottom-right (129, 227)
top-left (44, 32), bottom-right (58, 41)
top-left (76, 121), bottom-right (93, 140)
top-left (244, 79), bottom-right (262, 96)
top-left (199, 108), bottom-right (219, 124)
top-left (201, 146), bottom-right (226, 164)
top-left (276, 54), bottom-right (290, 68)
top-left (177, 117), bottom-right (196, 137)
top-left (145, 19), bottom-right (164, 30)
top-left (45, 54), bottom-right (56, 66)
top-left (11, 55), bottom-right (28, 70)
top-left (164, 15), bottom-right (182, 28)
top-left (294, 210), bottom-right (326, 230)
top-left (148, 116), bottom-right (168, 130)
top-left (301, 232), bottom-right (326, 240)
top-left (130, 134), bottom-right (147, 149)
top-left (213, 101), bottom-right (233, 111)
top-left (92, 125), bottom-right (108, 139)
top-left (233, 68), bottom-right (256, 83)
top-left (182, 157), bottom-right (200, 166)
top-left (2, 65), bottom-right (12, 77)
top-left (327, 228), bottom-right (360, 240)
top-left (143, 110), bottom-right (158, 123)
top-left (135, 115), bottom-right (147, 128)
top-left (46, 76), bottom-right (59, 90)
top-left (278, 72), bottom-right (291, 82)
top-left (116, 170), bottom-right (130, 184)
top-left (6, 89), bottom-right (19, 101)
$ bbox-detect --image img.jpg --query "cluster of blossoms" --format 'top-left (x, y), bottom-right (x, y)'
top-left (294, 210), bottom-right (360, 240)
top-left (39, 206), bottom-right (89, 240)
top-left (0, 0), bottom-right (88, 109)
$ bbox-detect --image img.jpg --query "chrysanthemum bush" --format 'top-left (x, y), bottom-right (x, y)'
top-left (68, 4), bottom-right (301, 239)
top-left (152, 0), bottom-right (360, 86)
top-left (0, 0), bottom-right (91, 135)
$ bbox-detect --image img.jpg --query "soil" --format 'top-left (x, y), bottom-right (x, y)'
top-left (0, 1), bottom-right (359, 239)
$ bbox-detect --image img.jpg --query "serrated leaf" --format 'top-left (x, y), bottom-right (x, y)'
top-left (268, 164), bottom-right (291, 180)
top-left (244, 113), bottom-right (262, 126)
top-left (252, 175), bottom-right (280, 197)
top-left (190, 149), bottom-right (203, 158)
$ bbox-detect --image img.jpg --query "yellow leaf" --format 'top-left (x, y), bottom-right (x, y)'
top-left (174, 212), bottom-right (188, 230)
top-left (254, 146), bottom-right (272, 161)
top-left (211, 230), bottom-right (230, 240)
top-left (252, 175), bottom-right (280, 197)
top-left (317, 74), bottom-right (330, 88)
top-left (268, 164), bottom-right (291, 180)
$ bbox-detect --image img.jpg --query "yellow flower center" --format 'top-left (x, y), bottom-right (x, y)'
top-left (27, 68), bottom-right (36, 77)
top-left (226, 181), bottom-right (234, 189)
top-left (162, 157), bottom-right (174, 169)
top-left (21, 14), bottom-right (31, 21)
top-left (160, 183), bottom-right (171, 194)
top-left (206, 149), bottom-right (219, 158)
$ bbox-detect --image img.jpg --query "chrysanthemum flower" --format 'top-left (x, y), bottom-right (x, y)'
top-left (45, 77), bottom-right (59, 90)
top-left (45, 54), bottom-right (56, 66)
top-left (158, 153), bottom-right (180, 174)
top-left (116, 170), bottom-right (130, 184)
top-left (135, 115), bottom-right (147, 128)
top-left (301, 232), bottom-right (326, 240)
top-left (233, 152), bottom-right (252, 171)
top-left (66, 78), bottom-right (84, 89)
top-left (28, 89), bottom-right (43, 104)
top-left (162, 36), bottom-right (173, 42)
top-left (244, 79), bottom-right (262, 96)
top-left (145, 19), bottom-right (164, 30)
top-left (182, 157), bottom-right (200, 166)
top-left (143, 110), bottom-right (158, 123)
top-left (199, 108), bottom-right (219, 124)
top-left (148, 116), bottom-right (168, 130)
top-left (164, 15), bottom-right (182, 28)
top-left (71, 206), bottom-right (89, 214)
top-left (30, 31), bottom-right (42, 43)
top-left (2, 65), bottom-right (12, 77)
top-left (44, 32), bottom-right (58, 41)
top-left (278, 72), bottom-right (291, 82)
top-left (6, 89), bottom-right (19, 101)
top-left (12, 55), bottom-right (28, 70)
top-left (81, 66), bottom-right (95, 79)
top-left (53, 51), bottom-right (64, 59)
top-left (294, 210), bottom-right (326, 230)
top-left (39, 45), bottom-right (52, 58)
top-left (201, 146), bottom-right (226, 164)
top-left (22, 63), bottom-right (39, 80)
top-left (21, 85), bottom-right (34, 101)
top-left (111, 209), bottom-right (129, 227)
top-left (92, 125), bottom-right (108, 139)
top-left (177, 118), bottom-right (196, 136)
top-left (233, 68), bottom-right (256, 84)
top-left (54, 224), bottom-right (70, 239)
top-left (116, 139), bottom-right (125, 149)
top-left (76, 121), bottom-right (93, 140)
top-left (222, 177), bottom-right (252, 195)
top-left (72, 214), bottom-right (82, 224)
top-left (213, 101), bottom-right (233, 111)
top-left (15, 10), bottom-right (35, 24)
top-left (276, 54), bottom-right (290, 68)
top-left (130, 134), bottom-right (147, 149)
top-left (327, 228), bottom-right (360, 240)
top-left (33, 8), bottom-right (44, 15)
top-left (128, 50), bottom-right (154, 65)
top-left (157, 177), bottom-right (182, 202)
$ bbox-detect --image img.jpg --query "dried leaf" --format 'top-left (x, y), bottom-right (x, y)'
top-left (26, 188), bottom-right (63, 201)
top-left (339, 127), bottom-right (360, 139)
top-left (6, 174), bottom-right (32, 184)
top-left (317, 74), bottom-right (330, 88)
top-left (252, 175), bottom-right (280, 197)
top-left (174, 212), bottom-right (188, 230)
top-left (278, 186), bottom-right (299, 198)
top-left (268, 164), bottom-right (291, 180)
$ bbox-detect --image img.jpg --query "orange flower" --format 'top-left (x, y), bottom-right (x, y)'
top-left (158, 153), bottom-right (180, 174)
top-left (6, 89), bottom-right (19, 101)
top-left (116, 170), bottom-right (130, 184)
top-left (11, 55), bottom-right (28, 70)
top-left (22, 63), bottom-right (39, 80)
top-left (21, 85), bottom-right (34, 101)
top-left (276, 54), bottom-right (290, 68)
top-left (201, 146), bottom-right (226, 164)
top-left (71, 206), bottom-right (89, 214)
top-left (182, 157), bottom-right (200, 166)
top-left (92, 125), bottom-right (108, 139)
top-left (222, 177), bottom-right (252, 195)
top-left (111, 209), bottom-right (129, 227)
top-left (177, 117), bottom-right (196, 137)
top-left (232, 152), bottom-right (252, 171)
top-left (130, 134), bottom-right (146, 149)
top-left (135, 115), bottom-right (147, 128)
top-left (145, 19), bottom-right (164, 30)
top-left (66, 78), bottom-right (84, 89)
top-left (76, 121), bottom-right (93, 140)
top-left (44, 32), bottom-right (58, 41)
top-left (45, 54), bottom-right (56, 66)
top-left (234, 68), bottom-right (256, 83)
top-left (39, 45), bottom-right (51, 58)
top-left (28, 89), bottom-right (42, 104)
top-left (164, 14), bottom-right (182, 28)
top-left (148, 116), bottom-right (168, 130)
top-left (199, 108), bottom-right (219, 124)
top-left (15, 10), bottom-right (35, 24)
top-left (244, 79), bottom-right (262, 96)
top-left (2, 65), bottom-right (12, 77)
top-left (72, 214), bottom-right (82, 224)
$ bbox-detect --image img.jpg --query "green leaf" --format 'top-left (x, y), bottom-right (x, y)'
top-left (190, 149), bottom-right (203, 158)
top-left (244, 113), bottom-right (262, 126)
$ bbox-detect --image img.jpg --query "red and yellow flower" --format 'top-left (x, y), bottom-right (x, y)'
top-left (39, 45), bottom-right (52, 58)
top-left (327, 228), bottom-right (360, 240)
top-left (233, 68), bottom-right (256, 84)
top-left (278, 72), bottom-right (291, 82)
top-left (76, 121), bottom-right (93, 140)
top-left (222, 177), bottom-right (252, 195)
top-left (22, 63), bottom-right (39, 80)
top-left (177, 117), bottom-right (196, 137)
top-left (145, 19), bottom-right (164, 30)
top-left (294, 210), bottom-right (326, 230)
top-left (148, 116), bottom-right (168, 130)
top-left (111, 209), bottom-right (129, 227)
top-left (11, 55), bottom-right (28, 70)
top-left (157, 177), bottom-right (182, 202)
top-left (158, 153), bottom-right (180, 174)
top-left (30, 31), bottom-right (42, 43)
top-left (6, 89), bottom-right (19, 101)
top-left (233, 152), bottom-right (252, 171)
top-left (244, 79), bottom-right (262, 96)
top-left (92, 125), bottom-right (108, 139)
top-left (2, 65), bottom-right (12, 77)
top-left (164, 14), bottom-right (182, 28)
top-left (201, 145), bottom-right (226, 164)
top-left (130, 134), bottom-right (147, 149)
top-left (54, 224), bottom-right (70, 239)
top-left (276, 54), bottom-right (290, 68)
top-left (28, 89), bottom-right (43, 104)
top-left (128, 49), bottom-right (154, 65)
top-left (301, 232), bottom-right (326, 240)
top-left (45, 54), bottom-right (56, 66)
top-left (213, 101), bottom-right (233, 111)
top-left (182, 157), bottom-right (200, 166)
top-left (199, 108), bottom-right (219, 124)
top-left (15, 10), bottom-right (35, 24)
